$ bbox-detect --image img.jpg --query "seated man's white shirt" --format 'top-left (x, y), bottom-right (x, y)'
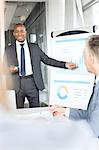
top-left (65, 107), bottom-right (70, 117)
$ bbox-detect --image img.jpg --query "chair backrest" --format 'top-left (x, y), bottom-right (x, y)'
top-left (6, 90), bottom-right (16, 110)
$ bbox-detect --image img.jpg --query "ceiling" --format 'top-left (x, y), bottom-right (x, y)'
top-left (5, 1), bottom-right (37, 31)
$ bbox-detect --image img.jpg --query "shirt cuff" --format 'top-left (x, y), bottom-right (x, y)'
top-left (65, 108), bottom-right (70, 118)
top-left (65, 62), bottom-right (68, 69)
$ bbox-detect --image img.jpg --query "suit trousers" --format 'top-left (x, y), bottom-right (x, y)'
top-left (16, 75), bottom-right (40, 108)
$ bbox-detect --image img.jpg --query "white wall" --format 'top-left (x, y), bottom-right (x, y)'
top-left (65, 0), bottom-right (84, 30)
top-left (46, 0), bottom-right (66, 57)
top-left (65, 0), bottom-right (75, 30)
top-left (46, 0), bottom-right (65, 35)
top-left (93, 2), bottom-right (99, 25)
top-left (83, 6), bottom-right (93, 26)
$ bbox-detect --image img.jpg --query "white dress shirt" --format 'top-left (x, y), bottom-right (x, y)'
top-left (16, 40), bottom-right (33, 76)
top-left (96, 75), bottom-right (99, 84)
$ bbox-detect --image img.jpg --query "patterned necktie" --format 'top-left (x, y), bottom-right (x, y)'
top-left (20, 44), bottom-right (26, 76)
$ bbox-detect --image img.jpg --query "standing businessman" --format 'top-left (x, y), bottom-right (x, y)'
top-left (49, 35), bottom-right (99, 138)
top-left (4, 23), bottom-right (76, 109)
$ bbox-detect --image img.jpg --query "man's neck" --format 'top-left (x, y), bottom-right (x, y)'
top-left (16, 40), bottom-right (27, 45)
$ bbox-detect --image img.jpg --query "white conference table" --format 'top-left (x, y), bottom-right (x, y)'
top-left (1, 107), bottom-right (99, 150)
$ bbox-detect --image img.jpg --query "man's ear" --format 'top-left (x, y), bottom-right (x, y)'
top-left (13, 31), bottom-right (15, 37)
top-left (90, 53), bottom-right (94, 64)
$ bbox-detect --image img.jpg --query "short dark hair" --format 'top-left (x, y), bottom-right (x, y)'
top-left (13, 23), bottom-right (26, 31)
top-left (88, 35), bottom-right (99, 58)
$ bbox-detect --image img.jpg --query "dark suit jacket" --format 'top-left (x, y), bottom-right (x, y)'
top-left (4, 43), bottom-right (66, 93)
top-left (69, 81), bottom-right (99, 138)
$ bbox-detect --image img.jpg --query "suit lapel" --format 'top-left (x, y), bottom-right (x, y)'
top-left (28, 43), bottom-right (34, 68)
top-left (87, 81), bottom-right (99, 113)
top-left (13, 43), bottom-right (19, 65)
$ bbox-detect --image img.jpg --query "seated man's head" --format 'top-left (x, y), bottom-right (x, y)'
top-left (13, 23), bottom-right (27, 43)
top-left (84, 35), bottom-right (99, 75)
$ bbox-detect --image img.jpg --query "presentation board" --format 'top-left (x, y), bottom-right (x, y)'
top-left (49, 33), bottom-right (95, 109)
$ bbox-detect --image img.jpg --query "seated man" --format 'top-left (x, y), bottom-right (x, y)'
top-left (49, 35), bottom-right (99, 138)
